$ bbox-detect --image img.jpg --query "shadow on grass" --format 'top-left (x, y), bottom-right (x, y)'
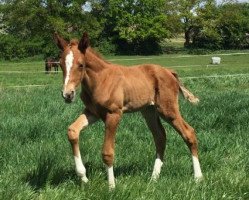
top-left (85, 160), bottom-right (148, 178)
top-left (114, 163), bottom-right (148, 177)
top-left (23, 155), bottom-right (76, 191)
top-left (24, 155), bottom-right (148, 191)
top-left (24, 155), bottom-right (53, 191)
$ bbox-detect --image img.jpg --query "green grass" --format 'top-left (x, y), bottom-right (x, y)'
top-left (0, 52), bottom-right (249, 199)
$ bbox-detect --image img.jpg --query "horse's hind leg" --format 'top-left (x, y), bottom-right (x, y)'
top-left (141, 106), bottom-right (166, 181)
top-left (159, 107), bottom-right (203, 181)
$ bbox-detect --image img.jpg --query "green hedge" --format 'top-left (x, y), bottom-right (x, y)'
top-left (0, 34), bottom-right (59, 60)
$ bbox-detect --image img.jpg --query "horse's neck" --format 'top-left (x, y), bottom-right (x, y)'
top-left (82, 48), bottom-right (109, 92)
top-left (85, 48), bottom-right (109, 72)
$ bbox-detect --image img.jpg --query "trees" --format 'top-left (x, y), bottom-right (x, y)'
top-left (191, 1), bottom-right (249, 49)
top-left (164, 0), bottom-right (249, 50)
top-left (165, 0), bottom-right (203, 47)
top-left (178, 0), bottom-right (201, 47)
top-left (98, 0), bottom-right (169, 54)
top-left (192, 0), bottom-right (222, 49)
top-left (0, 0), bottom-right (103, 59)
top-left (218, 2), bottom-right (249, 49)
top-left (0, 0), bottom-right (249, 59)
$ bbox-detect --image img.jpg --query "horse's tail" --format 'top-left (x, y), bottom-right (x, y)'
top-left (170, 70), bottom-right (199, 105)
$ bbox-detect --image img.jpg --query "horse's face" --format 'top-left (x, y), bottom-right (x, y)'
top-left (54, 33), bottom-right (89, 103)
top-left (59, 46), bottom-right (85, 103)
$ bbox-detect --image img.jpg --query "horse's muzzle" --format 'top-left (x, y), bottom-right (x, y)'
top-left (62, 90), bottom-right (75, 103)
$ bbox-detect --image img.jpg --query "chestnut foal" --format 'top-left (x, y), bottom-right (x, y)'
top-left (54, 33), bottom-right (203, 189)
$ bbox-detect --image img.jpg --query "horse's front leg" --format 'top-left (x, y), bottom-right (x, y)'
top-left (102, 112), bottom-right (121, 189)
top-left (68, 110), bottom-right (98, 183)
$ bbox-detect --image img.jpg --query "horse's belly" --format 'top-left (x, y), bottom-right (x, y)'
top-left (122, 93), bottom-right (155, 112)
top-left (122, 81), bottom-right (155, 112)
top-left (122, 101), bottom-right (155, 112)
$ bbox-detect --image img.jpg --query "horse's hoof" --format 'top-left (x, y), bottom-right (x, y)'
top-left (81, 176), bottom-right (89, 183)
top-left (108, 183), bottom-right (115, 191)
top-left (195, 175), bottom-right (204, 183)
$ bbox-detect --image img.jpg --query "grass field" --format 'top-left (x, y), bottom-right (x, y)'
top-left (0, 52), bottom-right (249, 199)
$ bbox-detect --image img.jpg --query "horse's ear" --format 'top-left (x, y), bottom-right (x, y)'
top-left (78, 32), bottom-right (90, 53)
top-left (54, 32), bottom-right (68, 50)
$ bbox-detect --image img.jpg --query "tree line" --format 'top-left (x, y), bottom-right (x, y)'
top-left (0, 0), bottom-right (249, 60)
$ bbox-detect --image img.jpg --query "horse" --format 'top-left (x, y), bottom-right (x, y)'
top-left (45, 57), bottom-right (60, 74)
top-left (54, 32), bottom-right (203, 189)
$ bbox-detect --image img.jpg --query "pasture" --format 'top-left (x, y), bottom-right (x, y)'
top-left (0, 52), bottom-right (249, 199)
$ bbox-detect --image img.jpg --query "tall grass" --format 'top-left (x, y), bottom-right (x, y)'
top-left (0, 53), bottom-right (248, 199)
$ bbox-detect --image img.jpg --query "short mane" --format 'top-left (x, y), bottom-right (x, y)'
top-left (88, 48), bottom-right (111, 64)
top-left (70, 39), bottom-right (79, 47)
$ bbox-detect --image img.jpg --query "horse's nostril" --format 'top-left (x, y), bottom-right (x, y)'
top-left (69, 90), bottom-right (74, 98)
top-left (62, 90), bottom-right (75, 103)
top-left (69, 92), bottom-right (73, 99)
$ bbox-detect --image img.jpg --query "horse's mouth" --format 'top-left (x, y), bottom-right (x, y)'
top-left (64, 97), bottom-right (74, 104)
top-left (62, 90), bottom-right (75, 103)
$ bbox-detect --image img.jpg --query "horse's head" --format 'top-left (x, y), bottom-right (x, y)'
top-left (54, 32), bottom-right (90, 103)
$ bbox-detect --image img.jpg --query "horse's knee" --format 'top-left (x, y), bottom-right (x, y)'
top-left (102, 152), bottom-right (114, 166)
top-left (67, 127), bottom-right (79, 144)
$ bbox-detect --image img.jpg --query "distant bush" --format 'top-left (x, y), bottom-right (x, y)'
top-left (96, 38), bottom-right (117, 55)
top-left (190, 3), bottom-right (249, 50)
top-left (114, 38), bottom-right (163, 55)
top-left (192, 31), bottom-right (222, 50)
top-left (0, 34), bottom-right (44, 60)
top-left (0, 34), bottom-right (59, 60)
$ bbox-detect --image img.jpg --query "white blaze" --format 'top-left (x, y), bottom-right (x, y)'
top-left (65, 51), bottom-right (74, 86)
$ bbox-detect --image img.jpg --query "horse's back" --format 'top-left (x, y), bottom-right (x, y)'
top-left (125, 64), bottom-right (178, 89)
top-left (118, 64), bottom-right (178, 112)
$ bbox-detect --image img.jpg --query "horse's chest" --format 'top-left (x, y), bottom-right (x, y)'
top-left (80, 91), bottom-right (96, 112)
top-left (81, 89), bottom-right (121, 116)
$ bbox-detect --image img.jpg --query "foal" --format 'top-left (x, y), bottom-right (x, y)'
top-left (54, 32), bottom-right (203, 189)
